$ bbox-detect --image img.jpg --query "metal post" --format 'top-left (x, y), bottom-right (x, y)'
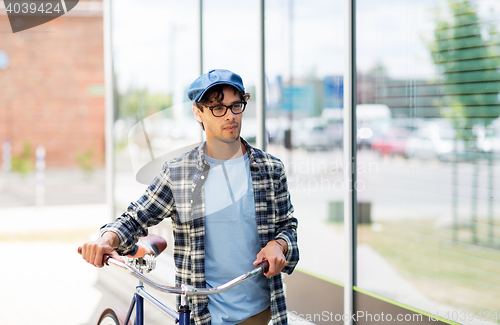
top-left (199, 0), bottom-right (204, 75)
top-left (488, 152), bottom-right (493, 244)
top-left (104, 0), bottom-right (115, 221)
top-left (284, 0), bottom-right (294, 170)
top-left (199, 0), bottom-right (205, 141)
top-left (452, 140), bottom-right (458, 244)
top-left (471, 161), bottom-right (478, 244)
top-left (2, 139), bottom-right (11, 173)
top-left (343, 0), bottom-right (356, 323)
top-left (35, 145), bottom-right (45, 207)
top-left (256, 0), bottom-right (266, 151)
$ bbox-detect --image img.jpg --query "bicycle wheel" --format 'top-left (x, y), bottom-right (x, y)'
top-left (97, 308), bottom-right (131, 325)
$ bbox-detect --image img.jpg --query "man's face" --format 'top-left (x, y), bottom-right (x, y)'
top-left (195, 86), bottom-right (243, 143)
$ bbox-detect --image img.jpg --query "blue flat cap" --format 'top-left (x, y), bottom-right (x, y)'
top-left (187, 69), bottom-right (245, 102)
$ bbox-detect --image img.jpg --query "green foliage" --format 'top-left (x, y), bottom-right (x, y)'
top-left (11, 141), bottom-right (33, 176)
top-left (428, 0), bottom-right (500, 142)
top-left (76, 147), bottom-right (95, 178)
top-left (118, 88), bottom-right (173, 121)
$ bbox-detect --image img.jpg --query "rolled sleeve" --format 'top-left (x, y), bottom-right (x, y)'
top-left (274, 164), bottom-right (299, 275)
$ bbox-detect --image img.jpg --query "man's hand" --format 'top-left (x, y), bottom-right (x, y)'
top-left (80, 231), bottom-right (120, 268)
top-left (253, 239), bottom-right (288, 277)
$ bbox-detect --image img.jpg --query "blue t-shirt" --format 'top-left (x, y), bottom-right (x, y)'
top-left (203, 153), bottom-right (271, 325)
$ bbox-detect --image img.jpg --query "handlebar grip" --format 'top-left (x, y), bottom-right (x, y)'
top-left (259, 260), bottom-right (269, 273)
top-left (77, 246), bottom-right (121, 265)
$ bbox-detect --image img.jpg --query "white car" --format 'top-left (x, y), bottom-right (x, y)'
top-left (406, 126), bottom-right (460, 160)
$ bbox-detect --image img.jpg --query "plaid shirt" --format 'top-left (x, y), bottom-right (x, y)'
top-left (101, 138), bottom-right (299, 325)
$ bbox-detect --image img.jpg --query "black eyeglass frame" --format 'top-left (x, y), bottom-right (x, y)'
top-left (200, 101), bottom-right (247, 117)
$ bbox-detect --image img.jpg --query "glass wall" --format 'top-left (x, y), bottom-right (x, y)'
top-left (111, 0), bottom-right (201, 262)
top-left (264, 0), bottom-right (346, 286)
top-left (356, 0), bottom-right (500, 323)
top-left (111, 1), bottom-right (346, 322)
top-left (112, 0), bottom-right (346, 284)
top-left (109, 0), bottom-right (500, 323)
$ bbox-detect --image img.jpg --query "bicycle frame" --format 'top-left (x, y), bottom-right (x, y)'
top-left (105, 257), bottom-right (268, 325)
top-left (122, 281), bottom-right (183, 325)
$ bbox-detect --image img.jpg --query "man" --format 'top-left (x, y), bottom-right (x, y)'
top-left (81, 69), bottom-right (299, 325)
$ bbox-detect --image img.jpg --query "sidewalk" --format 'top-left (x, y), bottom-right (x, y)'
top-left (0, 242), bottom-right (101, 325)
top-left (0, 204), bottom-right (108, 325)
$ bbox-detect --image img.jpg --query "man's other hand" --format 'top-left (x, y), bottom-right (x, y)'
top-left (253, 239), bottom-right (287, 277)
top-left (80, 231), bottom-right (120, 268)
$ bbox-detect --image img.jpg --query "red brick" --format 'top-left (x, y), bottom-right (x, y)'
top-left (0, 6), bottom-right (104, 168)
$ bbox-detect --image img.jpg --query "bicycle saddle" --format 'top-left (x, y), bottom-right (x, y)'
top-left (127, 234), bottom-right (167, 258)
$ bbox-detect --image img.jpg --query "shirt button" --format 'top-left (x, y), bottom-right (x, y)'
top-left (190, 200), bottom-right (193, 204)
top-left (201, 175), bottom-right (205, 179)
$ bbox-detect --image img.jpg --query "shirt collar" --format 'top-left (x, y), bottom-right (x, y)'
top-left (196, 137), bottom-right (257, 168)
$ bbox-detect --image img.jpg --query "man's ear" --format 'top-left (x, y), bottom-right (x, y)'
top-left (192, 105), bottom-right (203, 123)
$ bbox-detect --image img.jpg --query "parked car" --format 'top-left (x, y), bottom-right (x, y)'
top-left (405, 121), bottom-right (466, 161)
top-left (322, 105), bottom-right (393, 149)
top-left (356, 104), bottom-right (392, 149)
top-left (294, 125), bottom-right (327, 150)
top-left (371, 127), bottom-right (410, 157)
top-left (292, 118), bottom-right (341, 151)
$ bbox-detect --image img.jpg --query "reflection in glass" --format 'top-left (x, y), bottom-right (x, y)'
top-left (357, 0), bottom-right (500, 322)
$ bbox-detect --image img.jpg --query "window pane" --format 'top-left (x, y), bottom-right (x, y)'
top-left (265, 0), bottom-right (345, 285)
top-left (112, 0), bottom-right (200, 246)
top-left (356, 0), bottom-right (500, 322)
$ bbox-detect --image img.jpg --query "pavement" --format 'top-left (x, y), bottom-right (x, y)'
top-left (0, 204), bottom-right (107, 325)
top-left (0, 242), bottom-right (101, 325)
top-left (0, 202), bottom-right (163, 325)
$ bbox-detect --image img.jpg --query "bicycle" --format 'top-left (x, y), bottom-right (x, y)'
top-left (78, 234), bottom-right (269, 325)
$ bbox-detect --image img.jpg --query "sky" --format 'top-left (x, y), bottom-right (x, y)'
top-left (110, 0), bottom-right (500, 99)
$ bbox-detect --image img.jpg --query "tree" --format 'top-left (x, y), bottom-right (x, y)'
top-left (428, 0), bottom-right (500, 143)
top-left (427, 0), bottom-right (500, 246)
top-left (118, 88), bottom-right (173, 121)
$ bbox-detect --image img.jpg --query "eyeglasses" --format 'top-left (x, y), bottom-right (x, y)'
top-left (201, 101), bottom-right (247, 117)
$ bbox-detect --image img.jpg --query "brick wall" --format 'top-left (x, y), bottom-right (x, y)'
top-left (0, 1), bottom-right (105, 168)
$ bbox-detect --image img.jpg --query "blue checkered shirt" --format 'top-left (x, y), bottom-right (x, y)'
top-left (101, 138), bottom-right (299, 325)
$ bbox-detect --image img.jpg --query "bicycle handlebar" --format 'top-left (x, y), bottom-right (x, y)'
top-left (78, 247), bottom-right (269, 297)
top-left (105, 257), bottom-right (269, 296)
top-left (104, 257), bottom-right (269, 297)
